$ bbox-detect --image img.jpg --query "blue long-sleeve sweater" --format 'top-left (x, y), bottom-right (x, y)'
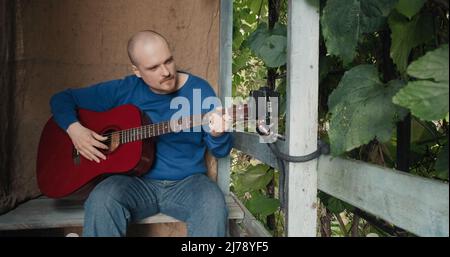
top-left (50, 73), bottom-right (233, 180)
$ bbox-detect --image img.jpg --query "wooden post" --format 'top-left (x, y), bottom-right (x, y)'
top-left (217, 0), bottom-right (233, 195)
top-left (285, 0), bottom-right (320, 236)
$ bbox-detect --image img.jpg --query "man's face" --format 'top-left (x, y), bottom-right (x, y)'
top-left (132, 39), bottom-right (178, 94)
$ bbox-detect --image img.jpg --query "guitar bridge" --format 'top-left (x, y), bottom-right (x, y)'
top-left (72, 148), bottom-right (80, 166)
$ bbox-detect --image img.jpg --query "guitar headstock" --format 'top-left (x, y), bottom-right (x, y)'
top-left (224, 97), bottom-right (279, 143)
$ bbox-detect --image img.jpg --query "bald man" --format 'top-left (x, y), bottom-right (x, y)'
top-left (50, 30), bottom-right (232, 237)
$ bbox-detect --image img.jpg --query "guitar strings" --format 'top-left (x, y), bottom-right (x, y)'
top-left (100, 114), bottom-right (250, 145)
top-left (100, 114), bottom-right (251, 139)
top-left (100, 105), bottom-right (249, 139)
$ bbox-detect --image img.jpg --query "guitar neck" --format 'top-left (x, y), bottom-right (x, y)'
top-left (113, 104), bottom-right (249, 144)
top-left (117, 115), bottom-right (202, 144)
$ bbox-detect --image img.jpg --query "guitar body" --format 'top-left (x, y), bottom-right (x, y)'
top-left (36, 105), bottom-right (155, 198)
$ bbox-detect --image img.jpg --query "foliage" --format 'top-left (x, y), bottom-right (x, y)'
top-left (231, 0), bottom-right (448, 237)
top-left (244, 22), bottom-right (287, 67)
top-left (388, 10), bottom-right (434, 73)
top-left (321, 0), bottom-right (397, 65)
top-left (435, 143), bottom-right (449, 180)
top-left (232, 0), bottom-right (269, 98)
top-left (321, 0), bottom-right (449, 179)
top-left (318, 191), bottom-right (354, 215)
top-left (393, 44), bottom-right (449, 121)
top-left (230, 150), bottom-right (284, 235)
top-left (395, 0), bottom-right (426, 20)
top-left (328, 65), bottom-right (408, 155)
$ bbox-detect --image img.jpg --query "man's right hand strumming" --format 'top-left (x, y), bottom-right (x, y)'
top-left (66, 122), bottom-right (109, 163)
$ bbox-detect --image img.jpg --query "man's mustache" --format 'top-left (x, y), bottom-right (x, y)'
top-left (160, 75), bottom-right (174, 83)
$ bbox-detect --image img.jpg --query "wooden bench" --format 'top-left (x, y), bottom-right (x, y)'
top-left (0, 194), bottom-right (246, 236)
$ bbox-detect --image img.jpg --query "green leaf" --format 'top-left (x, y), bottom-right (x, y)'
top-left (395, 0), bottom-right (426, 19)
top-left (328, 65), bottom-right (408, 155)
top-left (246, 194), bottom-right (280, 217)
top-left (393, 45), bottom-right (449, 121)
top-left (362, 0), bottom-right (398, 16)
top-left (388, 11), bottom-right (434, 73)
top-left (318, 191), bottom-right (330, 203)
top-left (232, 79), bottom-right (237, 97)
top-left (233, 49), bottom-right (251, 73)
top-left (321, 0), bottom-right (397, 65)
top-left (393, 81), bottom-right (448, 120)
top-left (271, 22), bottom-right (287, 36)
top-left (249, 0), bottom-right (263, 15)
top-left (236, 164), bottom-right (273, 192)
top-left (408, 44), bottom-right (449, 81)
top-left (360, 0), bottom-right (399, 33)
top-left (326, 196), bottom-right (354, 214)
top-left (321, 0), bottom-right (360, 65)
top-left (246, 22), bottom-right (287, 67)
top-left (276, 78), bottom-right (287, 117)
top-left (411, 118), bottom-right (438, 143)
top-left (257, 35), bottom-right (287, 67)
top-left (435, 143), bottom-right (449, 180)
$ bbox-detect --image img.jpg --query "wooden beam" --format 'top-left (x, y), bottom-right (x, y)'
top-left (0, 195), bottom-right (244, 231)
top-left (233, 132), bottom-right (283, 170)
top-left (285, 0), bottom-right (320, 236)
top-left (217, 0), bottom-right (233, 195)
top-left (318, 155), bottom-right (449, 237)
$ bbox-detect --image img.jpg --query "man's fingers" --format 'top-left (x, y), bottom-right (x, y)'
top-left (209, 112), bottom-right (232, 133)
top-left (79, 148), bottom-right (99, 163)
top-left (92, 132), bottom-right (108, 141)
top-left (77, 145), bottom-right (106, 163)
top-left (88, 146), bottom-right (106, 161)
top-left (92, 139), bottom-right (109, 150)
top-left (69, 125), bottom-right (109, 163)
top-left (78, 149), bottom-right (93, 162)
top-left (82, 149), bottom-right (100, 163)
top-left (90, 131), bottom-right (108, 150)
top-left (209, 113), bottom-right (219, 132)
top-left (222, 112), bottom-right (231, 131)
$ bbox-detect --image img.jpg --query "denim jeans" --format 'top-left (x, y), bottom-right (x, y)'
top-left (82, 173), bottom-right (228, 237)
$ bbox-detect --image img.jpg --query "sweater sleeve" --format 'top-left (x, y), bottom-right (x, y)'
top-left (203, 132), bottom-right (233, 158)
top-left (49, 77), bottom-right (133, 131)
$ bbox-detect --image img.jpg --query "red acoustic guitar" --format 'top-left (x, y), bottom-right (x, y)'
top-left (36, 104), bottom-right (249, 198)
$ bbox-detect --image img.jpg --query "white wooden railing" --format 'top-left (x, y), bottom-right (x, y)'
top-left (233, 132), bottom-right (449, 237)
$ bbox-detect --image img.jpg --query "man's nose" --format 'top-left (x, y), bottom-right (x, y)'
top-left (161, 64), bottom-right (170, 76)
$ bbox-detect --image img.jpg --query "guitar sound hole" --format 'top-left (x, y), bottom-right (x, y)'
top-left (101, 128), bottom-right (119, 154)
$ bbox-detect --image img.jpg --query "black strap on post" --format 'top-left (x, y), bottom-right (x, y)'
top-left (266, 140), bottom-right (330, 210)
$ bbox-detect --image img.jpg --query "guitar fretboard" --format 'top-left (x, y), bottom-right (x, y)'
top-left (106, 104), bottom-right (249, 144)
top-left (119, 115), bottom-right (201, 143)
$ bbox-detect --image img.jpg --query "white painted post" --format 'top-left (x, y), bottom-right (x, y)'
top-left (285, 0), bottom-right (320, 236)
top-left (218, 0), bottom-right (233, 195)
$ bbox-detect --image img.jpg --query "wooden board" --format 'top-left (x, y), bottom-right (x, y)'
top-left (0, 195), bottom-right (243, 231)
top-left (318, 155), bottom-right (449, 237)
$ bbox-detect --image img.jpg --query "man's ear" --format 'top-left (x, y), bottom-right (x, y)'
top-left (132, 65), bottom-right (141, 78)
